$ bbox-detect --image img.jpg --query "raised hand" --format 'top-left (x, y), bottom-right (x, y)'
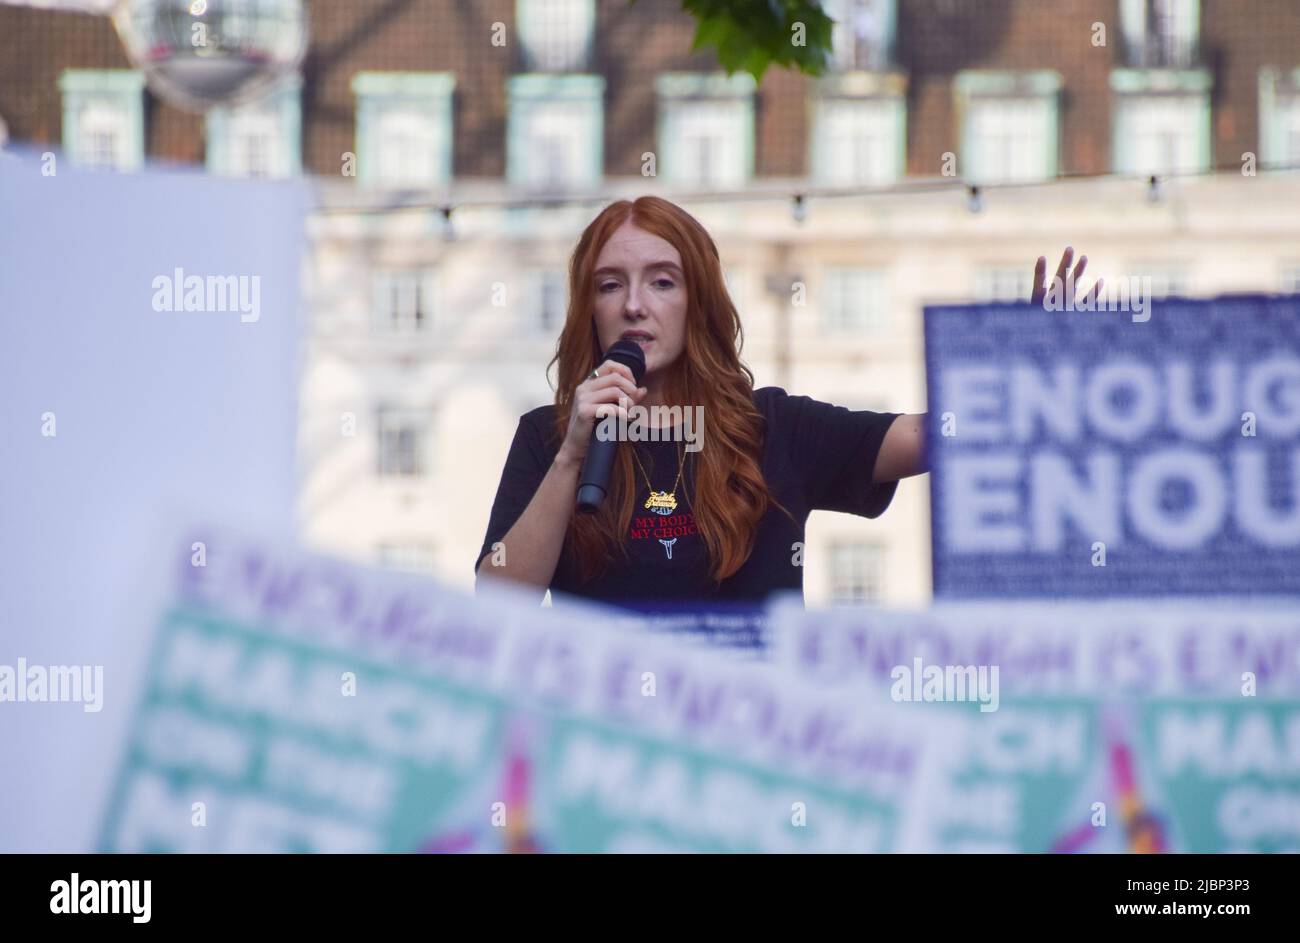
top-left (1031, 247), bottom-right (1104, 308)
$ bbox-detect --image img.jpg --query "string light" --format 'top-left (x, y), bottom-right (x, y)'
top-left (791, 192), bottom-right (807, 224)
top-left (1146, 174), bottom-right (1164, 203)
top-left (317, 158), bottom-right (1300, 218)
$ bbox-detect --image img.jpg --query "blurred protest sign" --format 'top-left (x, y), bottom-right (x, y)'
top-left (924, 296), bottom-right (1300, 597)
top-left (770, 598), bottom-right (1300, 852)
top-left (557, 597), bottom-right (769, 656)
top-left (97, 525), bottom-right (957, 853)
top-left (0, 156), bottom-right (308, 851)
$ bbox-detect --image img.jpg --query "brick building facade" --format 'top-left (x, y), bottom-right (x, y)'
top-left (4, 1), bottom-right (1299, 182)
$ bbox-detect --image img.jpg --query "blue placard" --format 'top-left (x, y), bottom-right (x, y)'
top-left (923, 294), bottom-right (1300, 597)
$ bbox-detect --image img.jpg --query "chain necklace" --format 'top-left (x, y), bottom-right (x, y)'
top-left (630, 440), bottom-right (685, 516)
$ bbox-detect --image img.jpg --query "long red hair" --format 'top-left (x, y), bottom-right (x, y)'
top-left (548, 195), bottom-right (786, 586)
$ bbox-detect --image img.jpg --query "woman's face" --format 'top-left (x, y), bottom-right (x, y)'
top-left (591, 220), bottom-right (688, 378)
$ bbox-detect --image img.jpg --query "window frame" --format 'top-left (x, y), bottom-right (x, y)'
top-left (828, 539), bottom-right (886, 604)
top-left (973, 266), bottom-right (1034, 303)
top-left (1125, 260), bottom-right (1194, 298)
top-left (810, 72), bottom-right (907, 186)
top-left (375, 540), bottom-right (438, 574)
top-left (1118, 0), bottom-right (1201, 70)
top-left (352, 72), bottom-right (456, 188)
top-left (58, 69), bottom-right (146, 171)
top-left (516, 0), bottom-right (596, 72)
top-left (506, 74), bottom-right (605, 191)
top-left (823, 0), bottom-right (897, 73)
top-left (375, 404), bottom-right (431, 479)
top-left (205, 73), bottom-right (302, 178)
top-left (655, 72), bottom-right (756, 189)
top-left (371, 269), bottom-right (437, 334)
top-left (820, 266), bottom-right (889, 335)
top-left (1259, 67), bottom-right (1300, 170)
top-left (954, 70), bottom-right (1061, 185)
top-left (1110, 68), bottom-right (1212, 175)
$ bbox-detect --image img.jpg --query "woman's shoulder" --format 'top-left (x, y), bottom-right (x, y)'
top-left (753, 386), bottom-right (790, 405)
top-left (520, 403), bottom-right (557, 425)
top-left (518, 403), bottom-right (562, 450)
top-left (752, 385), bottom-right (800, 419)
top-left (751, 386), bottom-right (895, 441)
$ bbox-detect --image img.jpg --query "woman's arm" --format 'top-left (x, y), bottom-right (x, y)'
top-left (475, 359), bottom-right (646, 597)
top-left (475, 451), bottom-right (584, 595)
top-left (873, 249), bottom-right (1102, 484)
top-left (874, 413), bottom-right (927, 481)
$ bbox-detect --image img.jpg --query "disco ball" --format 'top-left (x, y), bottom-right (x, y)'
top-left (111, 0), bottom-right (308, 112)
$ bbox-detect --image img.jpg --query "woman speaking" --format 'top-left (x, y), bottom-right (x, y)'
top-left (475, 195), bottom-right (1093, 609)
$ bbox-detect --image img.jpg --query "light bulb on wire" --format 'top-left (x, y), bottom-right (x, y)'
top-left (791, 193), bottom-right (807, 224)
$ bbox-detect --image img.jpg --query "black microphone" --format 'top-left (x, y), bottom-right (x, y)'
top-left (576, 339), bottom-right (647, 513)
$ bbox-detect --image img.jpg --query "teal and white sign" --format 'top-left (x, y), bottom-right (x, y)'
top-left (771, 599), bottom-right (1300, 853)
top-left (98, 527), bottom-right (956, 853)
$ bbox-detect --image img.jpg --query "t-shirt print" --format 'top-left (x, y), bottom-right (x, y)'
top-left (626, 440), bottom-right (704, 565)
top-left (628, 508), bottom-right (699, 560)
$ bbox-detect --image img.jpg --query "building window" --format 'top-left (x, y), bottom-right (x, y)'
top-left (374, 110), bottom-right (439, 185)
top-left (206, 75), bottom-right (301, 178)
top-left (525, 268), bottom-right (567, 334)
top-left (829, 541), bottom-right (884, 604)
top-left (723, 268), bottom-right (746, 312)
top-left (825, 0), bottom-right (895, 72)
top-left (822, 268), bottom-right (887, 334)
top-left (1110, 55), bottom-right (1212, 176)
top-left (84, 111), bottom-right (123, 167)
top-left (811, 84), bottom-right (905, 186)
top-left (507, 75), bottom-right (604, 191)
top-left (352, 72), bottom-right (455, 187)
top-left (1112, 92), bottom-right (1210, 175)
top-left (1259, 68), bottom-right (1300, 170)
top-left (656, 73), bottom-right (756, 188)
top-left (676, 101), bottom-right (746, 186)
top-left (372, 271), bottom-right (435, 333)
top-left (1119, 0), bottom-right (1200, 70)
top-left (59, 69), bottom-right (145, 171)
top-left (967, 99), bottom-right (1053, 183)
top-left (973, 267), bottom-right (1033, 303)
top-left (955, 71), bottom-right (1060, 185)
top-left (517, 0), bottom-right (595, 72)
top-left (377, 407), bottom-right (429, 478)
top-left (376, 541), bottom-right (437, 574)
top-left (1128, 261), bottom-right (1192, 298)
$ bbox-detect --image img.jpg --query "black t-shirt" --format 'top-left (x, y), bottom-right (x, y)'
top-left (475, 386), bottom-right (901, 607)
